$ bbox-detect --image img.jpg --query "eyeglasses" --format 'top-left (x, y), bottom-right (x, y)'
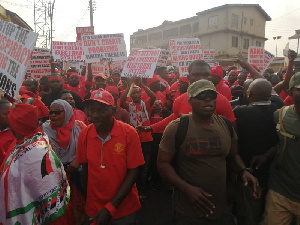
top-left (193, 91), bottom-right (217, 100)
top-left (49, 110), bottom-right (64, 115)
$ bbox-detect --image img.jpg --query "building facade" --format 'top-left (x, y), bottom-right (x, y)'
top-left (130, 4), bottom-right (271, 65)
top-left (0, 5), bottom-right (33, 31)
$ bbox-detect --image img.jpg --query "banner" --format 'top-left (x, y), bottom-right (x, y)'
top-left (248, 46), bottom-right (275, 72)
top-left (157, 49), bottom-right (170, 67)
top-left (121, 49), bottom-right (161, 78)
top-left (29, 52), bottom-right (51, 80)
top-left (111, 61), bottom-right (125, 71)
top-left (82, 33), bottom-right (127, 63)
top-left (172, 38), bottom-right (203, 77)
top-left (169, 39), bottom-right (178, 66)
top-left (263, 50), bottom-right (275, 72)
top-left (76, 26), bottom-right (94, 41)
top-left (203, 49), bottom-right (216, 68)
top-left (91, 62), bottom-right (106, 76)
top-left (52, 41), bottom-right (85, 61)
top-left (33, 47), bottom-right (50, 53)
top-left (0, 19), bottom-right (38, 99)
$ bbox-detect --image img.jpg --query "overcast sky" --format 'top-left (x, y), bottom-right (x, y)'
top-left (1, 0), bottom-right (300, 56)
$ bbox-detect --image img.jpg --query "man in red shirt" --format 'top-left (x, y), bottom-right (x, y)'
top-left (209, 65), bottom-right (232, 100)
top-left (137, 60), bottom-right (236, 134)
top-left (76, 89), bottom-right (144, 225)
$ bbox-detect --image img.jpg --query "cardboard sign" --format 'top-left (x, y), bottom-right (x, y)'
top-left (248, 47), bottom-right (264, 71)
top-left (203, 49), bottom-right (216, 68)
top-left (76, 26), bottom-right (94, 41)
top-left (52, 41), bottom-right (85, 61)
top-left (29, 52), bottom-right (51, 80)
top-left (169, 39), bottom-right (178, 66)
top-left (0, 19), bottom-right (38, 98)
top-left (33, 47), bottom-right (50, 53)
top-left (172, 38), bottom-right (203, 77)
top-left (263, 50), bottom-right (275, 72)
top-left (111, 61), bottom-right (125, 71)
top-left (248, 47), bottom-right (275, 72)
top-left (91, 62), bottom-right (106, 76)
top-left (82, 33), bottom-right (127, 63)
top-left (157, 49), bottom-right (170, 67)
top-left (121, 49), bottom-right (161, 78)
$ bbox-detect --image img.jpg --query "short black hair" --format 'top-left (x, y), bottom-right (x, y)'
top-left (40, 76), bottom-right (49, 83)
top-left (188, 60), bottom-right (210, 74)
top-left (25, 78), bottom-right (39, 87)
top-left (59, 90), bottom-right (73, 98)
top-left (156, 66), bottom-right (167, 75)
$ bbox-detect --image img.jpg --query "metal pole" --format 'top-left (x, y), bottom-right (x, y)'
top-left (89, 0), bottom-right (93, 26)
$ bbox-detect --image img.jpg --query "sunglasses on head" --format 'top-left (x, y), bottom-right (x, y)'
top-left (193, 91), bottom-right (217, 100)
top-left (49, 110), bottom-right (64, 115)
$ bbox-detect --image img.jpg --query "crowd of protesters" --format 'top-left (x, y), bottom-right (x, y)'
top-left (0, 50), bottom-right (299, 225)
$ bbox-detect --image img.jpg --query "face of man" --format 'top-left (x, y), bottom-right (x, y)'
top-left (208, 75), bottom-right (221, 86)
top-left (68, 76), bottom-right (80, 87)
top-left (228, 72), bottom-right (238, 84)
top-left (130, 87), bottom-right (142, 103)
top-left (189, 90), bottom-right (217, 118)
top-left (0, 103), bottom-right (11, 129)
top-left (158, 69), bottom-right (169, 81)
top-left (187, 65), bottom-right (211, 84)
top-left (24, 80), bottom-right (38, 94)
top-left (95, 77), bottom-right (107, 89)
top-left (112, 73), bottom-right (121, 84)
top-left (87, 101), bottom-right (113, 131)
top-left (49, 79), bottom-right (63, 93)
top-left (39, 80), bottom-right (50, 92)
top-left (237, 74), bottom-right (247, 86)
top-left (291, 87), bottom-right (300, 105)
top-left (178, 80), bottom-right (188, 93)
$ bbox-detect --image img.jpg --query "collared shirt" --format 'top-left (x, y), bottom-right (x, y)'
top-left (76, 119), bottom-right (144, 219)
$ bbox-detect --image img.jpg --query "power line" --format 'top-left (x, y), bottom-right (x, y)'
top-left (0, 0), bottom-right (32, 8)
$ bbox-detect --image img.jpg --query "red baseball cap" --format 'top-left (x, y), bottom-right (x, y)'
top-left (84, 89), bottom-right (114, 106)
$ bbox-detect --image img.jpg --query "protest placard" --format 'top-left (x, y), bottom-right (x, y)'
top-left (0, 19), bottom-right (38, 99)
top-left (33, 47), bottom-right (50, 53)
top-left (91, 62), bottom-right (106, 76)
top-left (172, 38), bottom-right (203, 77)
top-left (121, 49), bottom-right (161, 78)
top-left (52, 41), bottom-right (85, 61)
top-left (157, 49), bottom-right (170, 67)
top-left (29, 52), bottom-right (51, 80)
top-left (82, 33), bottom-right (127, 63)
top-left (203, 49), bottom-right (216, 68)
top-left (248, 46), bottom-right (264, 71)
top-left (263, 50), bottom-right (275, 72)
top-left (111, 61), bottom-right (125, 71)
top-left (169, 39), bottom-right (178, 66)
top-left (76, 26), bottom-right (94, 41)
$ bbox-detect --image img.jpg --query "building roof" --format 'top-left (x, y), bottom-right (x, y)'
top-left (6, 9), bottom-right (33, 31)
top-left (196, 4), bottom-right (271, 21)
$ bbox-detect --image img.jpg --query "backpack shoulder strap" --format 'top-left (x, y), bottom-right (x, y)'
top-left (175, 115), bottom-right (190, 153)
top-left (219, 116), bottom-right (233, 137)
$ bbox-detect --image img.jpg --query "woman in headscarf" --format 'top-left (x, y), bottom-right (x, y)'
top-left (43, 99), bottom-right (86, 225)
top-left (0, 102), bottom-right (73, 225)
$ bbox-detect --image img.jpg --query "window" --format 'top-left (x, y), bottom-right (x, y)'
top-left (232, 36), bottom-right (238, 47)
top-left (256, 41), bottom-right (262, 47)
top-left (232, 14), bottom-right (238, 27)
top-left (208, 16), bottom-right (218, 27)
top-left (243, 39), bottom-right (249, 49)
top-left (148, 32), bottom-right (162, 41)
top-left (250, 19), bottom-right (254, 26)
top-left (193, 22), bottom-right (199, 32)
top-left (135, 35), bottom-right (147, 44)
top-left (180, 24), bottom-right (192, 35)
top-left (243, 17), bottom-right (247, 25)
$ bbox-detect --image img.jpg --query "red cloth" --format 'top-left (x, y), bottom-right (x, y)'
top-left (279, 90), bottom-right (288, 101)
top-left (50, 115), bottom-right (75, 149)
top-left (210, 65), bottom-right (223, 78)
top-left (151, 92), bottom-right (236, 133)
top-left (147, 74), bottom-right (160, 86)
top-left (105, 85), bottom-right (119, 96)
top-left (74, 109), bottom-right (89, 125)
top-left (0, 129), bottom-right (15, 166)
top-left (170, 81), bottom-right (179, 92)
top-left (284, 96), bottom-right (294, 106)
top-left (215, 79), bottom-right (232, 101)
top-left (8, 103), bottom-right (39, 136)
top-left (65, 83), bottom-right (90, 100)
top-left (76, 119), bottom-right (145, 219)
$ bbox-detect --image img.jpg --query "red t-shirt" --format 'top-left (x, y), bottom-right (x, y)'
top-left (151, 92), bottom-right (236, 133)
top-left (284, 95), bottom-right (294, 106)
top-left (76, 119), bottom-right (145, 219)
top-left (279, 91), bottom-right (289, 101)
top-left (65, 78), bottom-right (93, 100)
top-left (215, 79), bottom-right (232, 101)
top-left (150, 91), bottom-right (167, 124)
top-left (0, 128), bottom-right (16, 166)
top-left (74, 109), bottom-right (89, 125)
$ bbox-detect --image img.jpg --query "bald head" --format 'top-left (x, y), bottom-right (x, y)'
top-left (243, 79), bottom-right (253, 93)
top-left (247, 78), bottom-right (272, 102)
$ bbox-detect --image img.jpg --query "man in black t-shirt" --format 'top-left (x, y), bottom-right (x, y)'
top-left (233, 79), bottom-right (279, 225)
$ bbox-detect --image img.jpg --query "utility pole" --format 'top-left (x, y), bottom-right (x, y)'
top-left (48, 0), bottom-right (55, 52)
top-left (89, 0), bottom-right (93, 26)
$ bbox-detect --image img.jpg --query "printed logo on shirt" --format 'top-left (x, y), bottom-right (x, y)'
top-left (114, 143), bottom-right (124, 154)
top-left (186, 136), bottom-right (222, 156)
